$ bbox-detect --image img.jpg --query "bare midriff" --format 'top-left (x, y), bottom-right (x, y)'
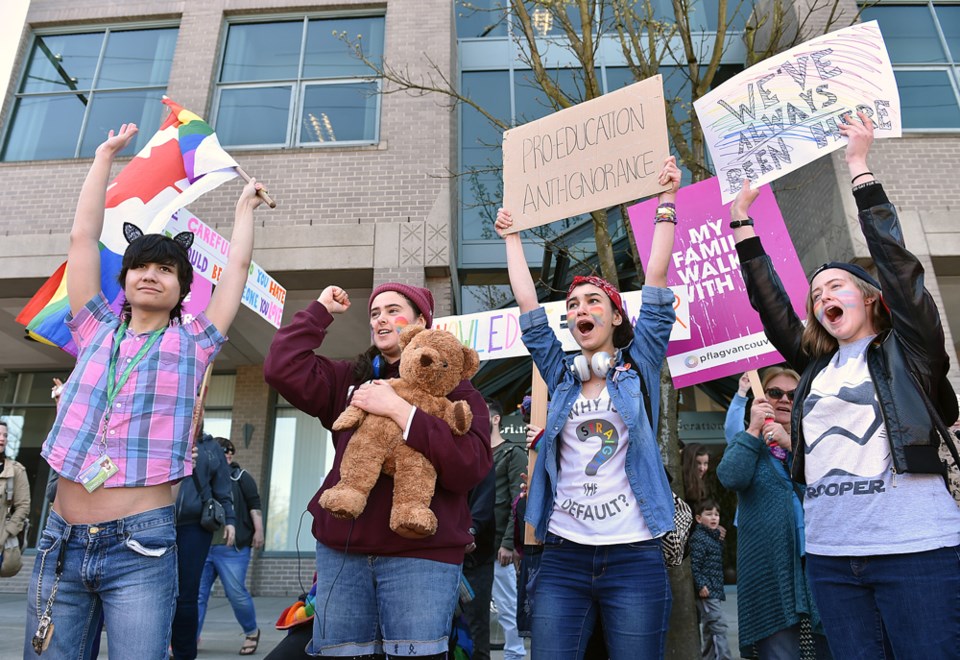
top-left (53, 478), bottom-right (174, 524)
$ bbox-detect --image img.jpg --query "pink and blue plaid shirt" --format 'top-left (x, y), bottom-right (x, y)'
top-left (43, 294), bottom-right (225, 487)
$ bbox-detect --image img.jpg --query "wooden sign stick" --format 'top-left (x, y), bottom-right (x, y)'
top-left (235, 166), bottom-right (277, 209)
top-left (746, 369), bottom-right (764, 400)
top-left (524, 366), bottom-right (548, 546)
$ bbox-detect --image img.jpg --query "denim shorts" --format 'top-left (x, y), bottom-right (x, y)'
top-left (307, 541), bottom-right (461, 657)
top-left (23, 506), bottom-right (178, 659)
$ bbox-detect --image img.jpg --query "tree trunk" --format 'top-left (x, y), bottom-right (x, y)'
top-left (666, 558), bottom-right (702, 660)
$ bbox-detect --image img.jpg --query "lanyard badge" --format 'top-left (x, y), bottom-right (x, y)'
top-left (81, 322), bottom-right (165, 493)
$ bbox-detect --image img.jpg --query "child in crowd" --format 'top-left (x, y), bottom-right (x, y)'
top-left (24, 123), bottom-right (262, 658)
top-left (690, 499), bottom-right (732, 660)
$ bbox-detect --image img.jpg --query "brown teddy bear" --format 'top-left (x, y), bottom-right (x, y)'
top-left (319, 325), bottom-right (480, 539)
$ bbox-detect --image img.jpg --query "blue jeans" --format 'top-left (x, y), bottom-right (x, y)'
top-left (806, 545), bottom-right (960, 659)
top-left (23, 506), bottom-right (178, 659)
top-left (307, 541), bottom-right (461, 657)
top-left (493, 560), bottom-right (526, 660)
top-left (530, 534), bottom-right (671, 660)
top-left (197, 545), bottom-right (258, 636)
top-left (171, 522), bottom-right (213, 659)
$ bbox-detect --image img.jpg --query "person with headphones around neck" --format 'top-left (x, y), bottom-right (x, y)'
top-left (494, 155), bottom-right (681, 660)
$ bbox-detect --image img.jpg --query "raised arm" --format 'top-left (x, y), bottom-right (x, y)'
top-left (205, 179), bottom-right (262, 334)
top-left (645, 156), bottom-right (681, 288)
top-left (67, 123), bottom-right (139, 314)
top-left (730, 180), bottom-right (807, 370)
top-left (495, 209), bottom-right (539, 313)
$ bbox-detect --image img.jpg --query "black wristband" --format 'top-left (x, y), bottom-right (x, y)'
top-left (729, 217), bottom-right (754, 229)
top-left (851, 171), bottom-right (874, 185)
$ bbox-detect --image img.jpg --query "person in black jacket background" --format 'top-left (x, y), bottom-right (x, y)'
top-left (197, 437), bottom-right (264, 655)
top-left (462, 460), bottom-right (496, 659)
top-left (172, 430), bottom-right (235, 659)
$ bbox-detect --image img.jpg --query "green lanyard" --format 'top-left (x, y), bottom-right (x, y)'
top-left (106, 321), bottom-right (165, 411)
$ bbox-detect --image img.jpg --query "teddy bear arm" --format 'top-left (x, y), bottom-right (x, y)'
top-left (332, 405), bottom-right (366, 431)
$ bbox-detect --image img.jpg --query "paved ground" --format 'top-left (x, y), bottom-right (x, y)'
top-left (0, 588), bottom-right (741, 658)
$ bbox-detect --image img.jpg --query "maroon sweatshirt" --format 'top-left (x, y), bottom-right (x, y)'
top-left (263, 301), bottom-right (492, 564)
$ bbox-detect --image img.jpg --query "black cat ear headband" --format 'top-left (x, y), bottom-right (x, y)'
top-left (123, 222), bottom-right (194, 251)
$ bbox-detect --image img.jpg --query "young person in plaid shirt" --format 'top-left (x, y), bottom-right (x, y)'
top-left (24, 123), bottom-right (264, 659)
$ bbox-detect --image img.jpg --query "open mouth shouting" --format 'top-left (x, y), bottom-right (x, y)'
top-left (822, 304), bottom-right (844, 325)
top-left (576, 318), bottom-right (596, 338)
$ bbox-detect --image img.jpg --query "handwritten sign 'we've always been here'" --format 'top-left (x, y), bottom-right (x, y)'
top-left (501, 75), bottom-right (670, 233)
top-left (694, 21), bottom-right (901, 204)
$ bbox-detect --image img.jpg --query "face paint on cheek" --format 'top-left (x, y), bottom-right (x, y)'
top-left (813, 300), bottom-right (825, 323)
top-left (588, 304), bottom-right (606, 327)
top-left (835, 289), bottom-right (861, 309)
top-left (393, 316), bottom-right (410, 334)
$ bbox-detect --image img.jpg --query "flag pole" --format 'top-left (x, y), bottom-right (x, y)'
top-left (234, 166), bottom-right (277, 209)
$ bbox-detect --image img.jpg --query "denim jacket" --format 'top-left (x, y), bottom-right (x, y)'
top-left (520, 285), bottom-right (677, 541)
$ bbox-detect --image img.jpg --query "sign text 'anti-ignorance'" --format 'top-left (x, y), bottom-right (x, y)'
top-left (693, 21), bottom-right (900, 204)
top-left (433, 287), bottom-right (689, 362)
top-left (502, 75), bottom-right (670, 233)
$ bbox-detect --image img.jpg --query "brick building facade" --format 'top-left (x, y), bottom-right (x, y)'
top-left (0, 0), bottom-right (459, 595)
top-left (0, 0), bottom-right (958, 598)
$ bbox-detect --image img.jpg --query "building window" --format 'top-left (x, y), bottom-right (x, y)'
top-left (213, 15), bottom-right (384, 149)
top-left (264, 397), bottom-right (334, 552)
top-left (1, 26), bottom-right (178, 162)
top-left (860, 3), bottom-right (960, 129)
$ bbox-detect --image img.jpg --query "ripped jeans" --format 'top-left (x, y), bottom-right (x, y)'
top-left (23, 506), bottom-right (178, 659)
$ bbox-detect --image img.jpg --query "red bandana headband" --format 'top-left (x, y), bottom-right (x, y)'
top-left (567, 275), bottom-right (627, 320)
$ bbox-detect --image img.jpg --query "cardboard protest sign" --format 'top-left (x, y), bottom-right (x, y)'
top-left (165, 209), bottom-right (286, 327)
top-left (433, 286), bottom-right (689, 361)
top-left (694, 21), bottom-right (900, 204)
top-left (501, 75), bottom-right (671, 233)
top-left (630, 177), bottom-right (809, 387)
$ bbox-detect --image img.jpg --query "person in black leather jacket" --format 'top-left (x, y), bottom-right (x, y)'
top-left (728, 111), bottom-right (960, 659)
top-left (172, 431), bottom-right (235, 659)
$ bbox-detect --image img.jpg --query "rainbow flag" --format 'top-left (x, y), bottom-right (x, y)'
top-left (16, 98), bottom-right (239, 354)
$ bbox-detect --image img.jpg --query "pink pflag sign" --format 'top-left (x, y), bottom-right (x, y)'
top-left (629, 177), bottom-right (810, 388)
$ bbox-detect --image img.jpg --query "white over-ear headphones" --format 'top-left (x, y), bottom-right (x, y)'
top-left (571, 351), bottom-right (617, 381)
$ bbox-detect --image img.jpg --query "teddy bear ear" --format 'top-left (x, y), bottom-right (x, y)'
top-left (399, 324), bottom-right (426, 351)
top-left (460, 345), bottom-right (480, 380)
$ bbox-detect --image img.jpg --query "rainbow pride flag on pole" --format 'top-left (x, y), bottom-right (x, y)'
top-left (16, 97), bottom-right (239, 354)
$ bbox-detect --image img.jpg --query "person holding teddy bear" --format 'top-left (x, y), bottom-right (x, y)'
top-left (264, 282), bottom-right (492, 659)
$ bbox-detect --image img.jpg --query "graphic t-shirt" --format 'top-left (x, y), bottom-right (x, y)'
top-left (548, 388), bottom-right (653, 545)
top-left (802, 336), bottom-right (960, 556)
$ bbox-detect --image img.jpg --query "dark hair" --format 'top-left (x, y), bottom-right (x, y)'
top-left (681, 443), bottom-right (710, 503)
top-left (485, 397), bottom-right (503, 418)
top-left (118, 234), bottom-right (194, 321)
top-left (215, 437), bottom-right (235, 454)
top-left (613, 317), bottom-right (633, 349)
top-left (0, 419), bottom-right (7, 430)
top-left (695, 498), bottom-right (720, 516)
top-left (352, 293), bottom-right (424, 382)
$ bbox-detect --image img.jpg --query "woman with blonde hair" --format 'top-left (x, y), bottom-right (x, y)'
top-left (729, 111), bottom-right (960, 657)
top-left (717, 367), bottom-right (826, 658)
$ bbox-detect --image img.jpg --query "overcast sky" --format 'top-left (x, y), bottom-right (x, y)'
top-left (0, 0), bottom-right (30, 102)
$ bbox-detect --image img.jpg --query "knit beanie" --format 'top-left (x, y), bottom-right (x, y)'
top-left (368, 283), bottom-right (434, 328)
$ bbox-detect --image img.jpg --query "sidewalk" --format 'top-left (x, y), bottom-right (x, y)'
top-left (0, 589), bottom-right (742, 658)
